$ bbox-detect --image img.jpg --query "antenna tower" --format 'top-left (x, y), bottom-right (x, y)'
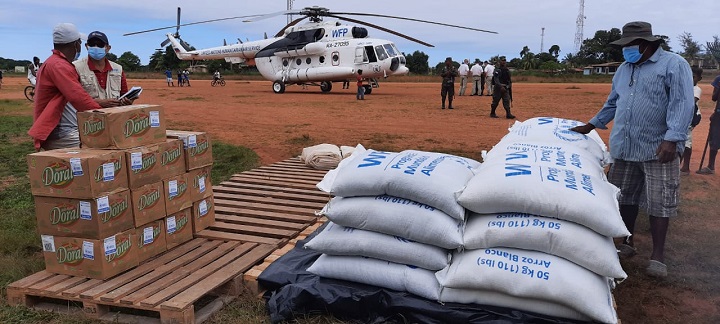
top-left (287, 0), bottom-right (294, 24)
top-left (574, 0), bottom-right (585, 52)
top-left (540, 27), bottom-right (545, 52)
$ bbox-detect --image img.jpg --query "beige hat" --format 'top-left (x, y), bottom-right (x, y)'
top-left (53, 23), bottom-right (86, 44)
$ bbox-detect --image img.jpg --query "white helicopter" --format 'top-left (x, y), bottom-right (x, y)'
top-left (126, 7), bottom-right (496, 94)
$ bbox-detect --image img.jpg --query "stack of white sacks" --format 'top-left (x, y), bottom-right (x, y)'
top-left (440, 117), bottom-right (628, 323)
top-left (307, 145), bottom-right (479, 301)
top-left (306, 117), bottom-right (627, 324)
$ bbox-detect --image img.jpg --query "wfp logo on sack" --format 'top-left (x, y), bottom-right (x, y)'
top-left (357, 151), bottom-right (392, 168)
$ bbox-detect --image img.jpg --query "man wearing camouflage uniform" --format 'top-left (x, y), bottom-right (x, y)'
top-left (440, 57), bottom-right (458, 109)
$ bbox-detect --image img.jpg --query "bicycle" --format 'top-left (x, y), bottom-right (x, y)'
top-left (211, 78), bottom-right (226, 87)
top-left (24, 85), bottom-right (35, 102)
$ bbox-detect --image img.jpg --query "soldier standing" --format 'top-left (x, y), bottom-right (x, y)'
top-left (440, 57), bottom-right (458, 109)
top-left (490, 56), bottom-right (515, 119)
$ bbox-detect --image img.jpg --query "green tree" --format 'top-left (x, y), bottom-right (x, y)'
top-left (403, 50), bottom-right (429, 74)
top-left (577, 28), bottom-right (623, 64)
top-left (116, 51), bottom-right (141, 71)
top-left (678, 32), bottom-right (702, 61)
top-left (548, 44), bottom-right (560, 58)
top-left (106, 53), bottom-right (118, 62)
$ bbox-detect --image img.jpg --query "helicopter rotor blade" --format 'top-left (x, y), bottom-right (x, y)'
top-left (124, 14), bottom-right (266, 36)
top-left (330, 12), bottom-right (497, 34)
top-left (327, 14), bottom-right (434, 47)
top-left (160, 39), bottom-right (170, 47)
top-left (176, 7), bottom-right (181, 36)
top-left (275, 16), bottom-right (307, 37)
top-left (242, 10), bottom-right (299, 22)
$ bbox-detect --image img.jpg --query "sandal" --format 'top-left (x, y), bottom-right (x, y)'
top-left (646, 260), bottom-right (668, 278)
top-left (617, 244), bottom-right (637, 258)
top-left (696, 167), bottom-right (715, 175)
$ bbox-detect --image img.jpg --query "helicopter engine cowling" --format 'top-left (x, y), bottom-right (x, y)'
top-left (276, 67), bottom-right (356, 83)
top-left (273, 42), bottom-right (326, 58)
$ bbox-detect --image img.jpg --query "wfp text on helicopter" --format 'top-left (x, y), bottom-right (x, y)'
top-left (126, 6), bottom-right (496, 94)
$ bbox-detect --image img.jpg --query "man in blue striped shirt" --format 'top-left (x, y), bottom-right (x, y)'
top-left (571, 21), bottom-right (694, 278)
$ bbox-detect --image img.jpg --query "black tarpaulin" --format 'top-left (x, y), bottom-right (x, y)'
top-left (258, 223), bottom-right (589, 324)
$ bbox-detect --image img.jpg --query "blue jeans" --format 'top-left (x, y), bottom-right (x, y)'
top-left (357, 86), bottom-right (365, 100)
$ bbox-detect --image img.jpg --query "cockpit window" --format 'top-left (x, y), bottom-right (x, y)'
top-left (374, 45), bottom-right (389, 61)
top-left (383, 44), bottom-right (397, 57)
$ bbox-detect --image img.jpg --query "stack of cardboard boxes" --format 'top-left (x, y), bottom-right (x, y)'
top-left (27, 105), bottom-right (215, 280)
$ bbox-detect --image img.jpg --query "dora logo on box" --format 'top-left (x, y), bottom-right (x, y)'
top-left (105, 237), bottom-right (132, 263)
top-left (189, 140), bottom-right (209, 157)
top-left (42, 162), bottom-right (73, 188)
top-left (161, 146), bottom-right (182, 166)
top-left (100, 197), bottom-right (129, 223)
top-left (94, 158), bottom-right (122, 183)
top-left (50, 204), bottom-right (80, 225)
top-left (124, 113), bottom-right (151, 138)
top-left (138, 189), bottom-right (161, 211)
top-left (133, 154), bottom-right (157, 174)
top-left (56, 243), bottom-right (83, 265)
top-left (83, 116), bottom-right (105, 137)
top-left (174, 214), bottom-right (189, 233)
top-left (169, 180), bottom-right (187, 201)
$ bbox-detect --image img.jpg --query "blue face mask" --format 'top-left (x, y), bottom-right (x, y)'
top-left (73, 43), bottom-right (82, 61)
top-left (87, 46), bottom-right (106, 60)
top-left (623, 45), bottom-right (642, 63)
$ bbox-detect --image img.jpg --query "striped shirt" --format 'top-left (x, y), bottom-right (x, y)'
top-left (589, 48), bottom-right (694, 162)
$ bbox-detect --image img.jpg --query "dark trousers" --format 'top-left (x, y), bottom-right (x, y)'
top-left (491, 87), bottom-right (512, 116)
top-left (480, 76), bottom-right (486, 95)
top-left (441, 84), bottom-right (454, 108)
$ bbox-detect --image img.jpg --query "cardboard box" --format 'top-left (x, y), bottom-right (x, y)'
top-left (166, 130), bottom-right (213, 170)
top-left (41, 230), bottom-right (138, 280)
top-left (136, 220), bottom-right (166, 263)
top-left (187, 166), bottom-right (212, 201)
top-left (124, 144), bottom-right (162, 189)
top-left (157, 139), bottom-right (186, 178)
top-left (130, 181), bottom-right (166, 227)
top-left (163, 173), bottom-right (193, 215)
top-left (191, 195), bottom-right (215, 233)
top-left (78, 105), bottom-right (166, 149)
top-left (34, 189), bottom-right (133, 239)
top-left (165, 208), bottom-right (193, 250)
top-left (28, 149), bottom-right (128, 199)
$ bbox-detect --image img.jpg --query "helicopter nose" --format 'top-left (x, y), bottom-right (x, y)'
top-left (394, 66), bottom-right (409, 75)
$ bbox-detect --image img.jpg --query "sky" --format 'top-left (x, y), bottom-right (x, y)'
top-left (1, 0), bottom-right (718, 67)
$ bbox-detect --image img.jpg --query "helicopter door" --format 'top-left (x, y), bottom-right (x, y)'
top-left (354, 47), bottom-right (368, 64)
top-left (364, 46), bottom-right (378, 63)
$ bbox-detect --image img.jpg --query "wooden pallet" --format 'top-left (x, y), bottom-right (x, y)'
top-left (242, 217), bottom-right (327, 296)
top-left (7, 238), bottom-right (275, 324)
top-left (197, 158), bottom-right (329, 245)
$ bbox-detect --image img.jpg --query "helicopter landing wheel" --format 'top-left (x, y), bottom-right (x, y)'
top-left (363, 85), bottom-right (372, 95)
top-left (320, 81), bottom-right (332, 93)
top-left (272, 80), bottom-right (286, 94)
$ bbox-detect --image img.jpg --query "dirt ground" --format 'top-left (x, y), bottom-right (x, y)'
top-left (2, 76), bottom-right (720, 323)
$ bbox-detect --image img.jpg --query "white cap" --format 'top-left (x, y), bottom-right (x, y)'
top-left (52, 23), bottom-right (86, 44)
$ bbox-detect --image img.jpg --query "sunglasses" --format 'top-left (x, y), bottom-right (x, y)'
top-left (87, 41), bottom-right (106, 48)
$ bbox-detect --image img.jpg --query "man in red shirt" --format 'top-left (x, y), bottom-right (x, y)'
top-left (28, 23), bottom-right (102, 150)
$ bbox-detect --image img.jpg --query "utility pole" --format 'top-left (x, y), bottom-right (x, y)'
top-left (540, 27), bottom-right (545, 53)
top-left (574, 0), bottom-right (585, 53)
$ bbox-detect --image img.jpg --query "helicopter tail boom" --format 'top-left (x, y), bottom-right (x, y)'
top-left (165, 33), bottom-right (196, 60)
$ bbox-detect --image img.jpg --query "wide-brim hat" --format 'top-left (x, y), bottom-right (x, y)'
top-left (610, 21), bottom-right (661, 46)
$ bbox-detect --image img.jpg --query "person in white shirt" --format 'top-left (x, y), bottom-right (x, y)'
top-left (28, 57), bottom-right (41, 86)
top-left (458, 59), bottom-right (470, 96)
top-left (470, 60), bottom-right (483, 96)
top-left (680, 66), bottom-right (703, 174)
top-left (483, 61), bottom-right (495, 96)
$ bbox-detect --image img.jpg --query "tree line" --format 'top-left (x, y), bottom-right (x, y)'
top-left (3, 28), bottom-right (716, 75)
